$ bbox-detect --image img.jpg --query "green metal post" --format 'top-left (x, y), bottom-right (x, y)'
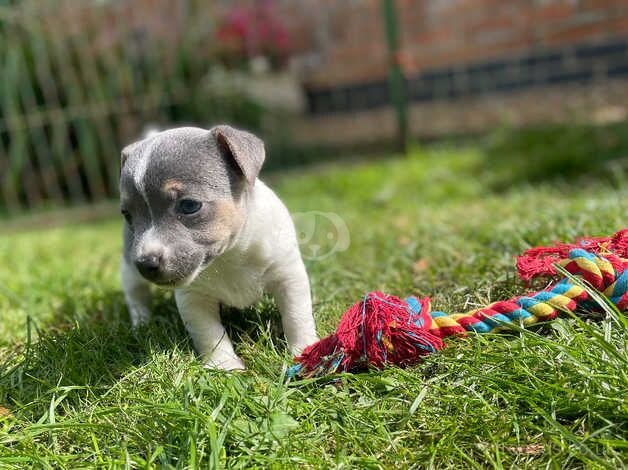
top-left (382, 0), bottom-right (408, 154)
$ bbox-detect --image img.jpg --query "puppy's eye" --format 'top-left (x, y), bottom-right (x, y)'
top-left (177, 199), bottom-right (202, 215)
top-left (121, 208), bottom-right (132, 224)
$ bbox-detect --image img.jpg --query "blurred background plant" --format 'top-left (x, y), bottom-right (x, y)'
top-left (214, 0), bottom-right (290, 70)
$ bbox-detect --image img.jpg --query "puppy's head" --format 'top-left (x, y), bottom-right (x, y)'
top-left (120, 125), bottom-right (265, 287)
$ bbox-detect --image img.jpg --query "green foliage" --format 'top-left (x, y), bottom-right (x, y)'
top-left (481, 122), bottom-right (628, 189)
top-left (0, 141), bottom-right (627, 467)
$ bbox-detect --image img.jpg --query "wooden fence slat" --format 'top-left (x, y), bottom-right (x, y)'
top-left (14, 28), bottom-right (65, 204)
top-left (28, 14), bottom-right (86, 204)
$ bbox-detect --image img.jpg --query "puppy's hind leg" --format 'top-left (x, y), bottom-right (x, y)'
top-left (121, 256), bottom-right (153, 327)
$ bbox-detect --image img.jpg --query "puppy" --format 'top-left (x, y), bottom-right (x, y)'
top-left (119, 126), bottom-right (318, 370)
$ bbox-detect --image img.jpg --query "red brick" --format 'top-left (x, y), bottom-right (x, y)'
top-left (582, 0), bottom-right (628, 8)
top-left (542, 17), bottom-right (628, 45)
top-left (534, 3), bottom-right (576, 22)
top-left (414, 28), bottom-right (453, 47)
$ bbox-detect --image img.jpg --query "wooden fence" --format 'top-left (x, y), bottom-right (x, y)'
top-left (0, 0), bottom-right (264, 217)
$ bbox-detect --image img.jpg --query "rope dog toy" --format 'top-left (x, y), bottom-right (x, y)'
top-left (289, 229), bottom-right (628, 379)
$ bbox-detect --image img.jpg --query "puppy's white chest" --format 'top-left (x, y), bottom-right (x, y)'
top-left (191, 252), bottom-right (266, 309)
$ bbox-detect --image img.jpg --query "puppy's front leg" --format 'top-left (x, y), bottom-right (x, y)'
top-left (174, 289), bottom-right (245, 370)
top-left (269, 261), bottom-right (318, 356)
top-left (121, 257), bottom-right (152, 327)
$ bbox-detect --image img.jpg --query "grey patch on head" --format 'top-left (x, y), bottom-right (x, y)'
top-left (119, 125), bottom-right (265, 287)
top-left (121, 127), bottom-right (241, 200)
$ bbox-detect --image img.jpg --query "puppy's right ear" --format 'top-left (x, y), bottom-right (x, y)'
top-left (121, 147), bottom-right (130, 169)
top-left (120, 140), bottom-right (142, 171)
top-left (122, 129), bottom-right (158, 170)
top-left (120, 146), bottom-right (134, 172)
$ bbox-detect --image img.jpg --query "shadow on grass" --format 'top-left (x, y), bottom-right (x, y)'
top-left (0, 291), bottom-right (181, 411)
top-left (0, 288), bottom-right (284, 413)
top-left (478, 122), bottom-right (628, 190)
top-left (222, 297), bottom-right (284, 349)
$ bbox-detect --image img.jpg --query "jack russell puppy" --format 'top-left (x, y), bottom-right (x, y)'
top-left (119, 126), bottom-right (318, 370)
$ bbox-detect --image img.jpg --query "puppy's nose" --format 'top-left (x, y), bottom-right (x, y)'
top-left (135, 254), bottom-right (162, 278)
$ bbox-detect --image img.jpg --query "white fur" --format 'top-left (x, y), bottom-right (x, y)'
top-left (122, 180), bottom-right (318, 370)
top-left (136, 226), bottom-right (170, 260)
top-left (133, 137), bottom-right (156, 200)
top-left (120, 258), bottom-right (152, 326)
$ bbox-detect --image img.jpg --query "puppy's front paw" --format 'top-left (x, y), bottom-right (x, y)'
top-left (129, 306), bottom-right (152, 328)
top-left (289, 335), bottom-right (320, 356)
top-left (204, 353), bottom-right (246, 371)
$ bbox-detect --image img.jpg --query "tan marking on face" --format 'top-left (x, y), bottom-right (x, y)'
top-left (211, 199), bottom-right (245, 245)
top-left (162, 179), bottom-right (184, 193)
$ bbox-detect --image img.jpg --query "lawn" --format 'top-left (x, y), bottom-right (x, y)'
top-left (0, 129), bottom-right (627, 468)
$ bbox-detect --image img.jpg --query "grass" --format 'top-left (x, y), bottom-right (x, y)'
top-left (0, 131), bottom-right (627, 468)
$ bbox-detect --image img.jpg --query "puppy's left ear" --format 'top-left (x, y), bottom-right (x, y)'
top-left (211, 125), bottom-right (265, 186)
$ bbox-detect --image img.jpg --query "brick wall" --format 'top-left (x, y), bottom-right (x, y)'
top-left (263, 0), bottom-right (628, 144)
top-left (293, 0), bottom-right (628, 88)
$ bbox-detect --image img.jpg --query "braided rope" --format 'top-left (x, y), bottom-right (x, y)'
top-left (424, 248), bottom-right (625, 338)
top-left (290, 239), bottom-right (628, 379)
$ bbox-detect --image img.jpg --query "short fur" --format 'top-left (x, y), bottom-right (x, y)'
top-left (120, 126), bottom-right (318, 369)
